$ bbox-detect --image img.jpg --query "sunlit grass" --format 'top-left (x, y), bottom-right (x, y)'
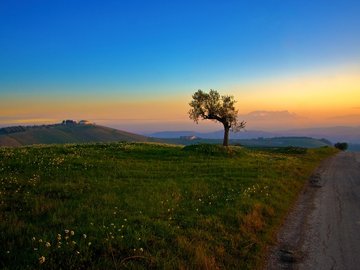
top-left (0, 142), bottom-right (337, 269)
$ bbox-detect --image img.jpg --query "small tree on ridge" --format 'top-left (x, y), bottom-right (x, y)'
top-left (188, 89), bottom-right (246, 146)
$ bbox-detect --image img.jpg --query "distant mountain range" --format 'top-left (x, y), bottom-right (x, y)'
top-left (148, 126), bottom-right (360, 144)
top-left (0, 122), bottom-right (148, 147)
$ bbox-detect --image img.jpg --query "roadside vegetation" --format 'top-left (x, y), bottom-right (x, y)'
top-left (334, 142), bottom-right (348, 151)
top-left (0, 142), bottom-right (337, 269)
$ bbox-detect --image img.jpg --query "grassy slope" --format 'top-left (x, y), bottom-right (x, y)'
top-left (0, 143), bottom-right (337, 269)
top-left (0, 125), bottom-right (148, 146)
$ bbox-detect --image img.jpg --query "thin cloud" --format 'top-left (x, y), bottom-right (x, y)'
top-left (328, 114), bottom-right (360, 120)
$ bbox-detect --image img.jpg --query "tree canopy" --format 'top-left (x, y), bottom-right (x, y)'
top-left (189, 89), bottom-right (245, 146)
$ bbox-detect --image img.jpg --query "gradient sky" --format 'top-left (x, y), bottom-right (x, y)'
top-left (1, 0), bottom-right (359, 133)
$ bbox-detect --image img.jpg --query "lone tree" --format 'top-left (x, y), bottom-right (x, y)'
top-left (189, 89), bottom-right (246, 146)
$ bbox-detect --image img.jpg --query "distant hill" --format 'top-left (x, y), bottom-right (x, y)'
top-left (281, 126), bottom-right (360, 144)
top-left (0, 123), bottom-right (148, 147)
top-left (148, 130), bottom-right (276, 139)
top-left (237, 137), bottom-right (332, 148)
top-left (155, 136), bottom-right (332, 148)
top-left (149, 126), bottom-right (360, 144)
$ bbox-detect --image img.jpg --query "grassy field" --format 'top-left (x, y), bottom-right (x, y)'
top-left (0, 143), bottom-right (337, 269)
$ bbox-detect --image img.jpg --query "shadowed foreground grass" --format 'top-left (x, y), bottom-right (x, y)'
top-left (0, 143), bottom-right (337, 269)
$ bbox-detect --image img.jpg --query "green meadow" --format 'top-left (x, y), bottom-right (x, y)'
top-left (0, 143), bottom-right (337, 269)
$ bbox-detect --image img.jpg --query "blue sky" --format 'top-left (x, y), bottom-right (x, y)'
top-left (1, 0), bottom-right (360, 131)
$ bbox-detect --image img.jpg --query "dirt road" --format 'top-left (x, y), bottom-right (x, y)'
top-left (267, 152), bottom-right (360, 270)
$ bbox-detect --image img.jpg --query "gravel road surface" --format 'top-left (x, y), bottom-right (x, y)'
top-left (267, 152), bottom-right (360, 270)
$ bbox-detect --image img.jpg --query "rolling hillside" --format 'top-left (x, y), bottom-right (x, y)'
top-left (154, 136), bottom-right (332, 148)
top-left (236, 137), bottom-right (332, 148)
top-left (149, 126), bottom-right (360, 144)
top-left (0, 123), bottom-right (148, 146)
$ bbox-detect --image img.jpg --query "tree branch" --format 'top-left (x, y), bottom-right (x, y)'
top-left (205, 114), bottom-right (224, 123)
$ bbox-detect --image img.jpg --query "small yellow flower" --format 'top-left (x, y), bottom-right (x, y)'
top-left (57, 234), bottom-right (61, 240)
top-left (39, 256), bottom-right (45, 264)
top-left (64, 229), bottom-right (69, 234)
top-left (45, 242), bottom-right (51, 248)
top-left (70, 231), bottom-right (75, 236)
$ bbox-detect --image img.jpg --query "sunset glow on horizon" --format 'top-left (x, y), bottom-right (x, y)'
top-left (1, 1), bottom-right (359, 133)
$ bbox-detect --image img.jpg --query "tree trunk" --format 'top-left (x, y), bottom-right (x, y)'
top-left (223, 125), bottom-right (230, 146)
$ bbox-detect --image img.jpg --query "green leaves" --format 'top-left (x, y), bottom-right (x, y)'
top-left (189, 89), bottom-right (246, 145)
top-left (189, 89), bottom-right (245, 129)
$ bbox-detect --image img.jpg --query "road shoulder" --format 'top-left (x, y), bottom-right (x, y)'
top-left (265, 155), bottom-right (335, 270)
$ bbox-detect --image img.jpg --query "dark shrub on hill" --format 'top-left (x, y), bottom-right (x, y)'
top-left (334, 142), bottom-right (348, 151)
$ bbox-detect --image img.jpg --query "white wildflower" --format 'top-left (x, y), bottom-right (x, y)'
top-left (39, 256), bottom-right (45, 264)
